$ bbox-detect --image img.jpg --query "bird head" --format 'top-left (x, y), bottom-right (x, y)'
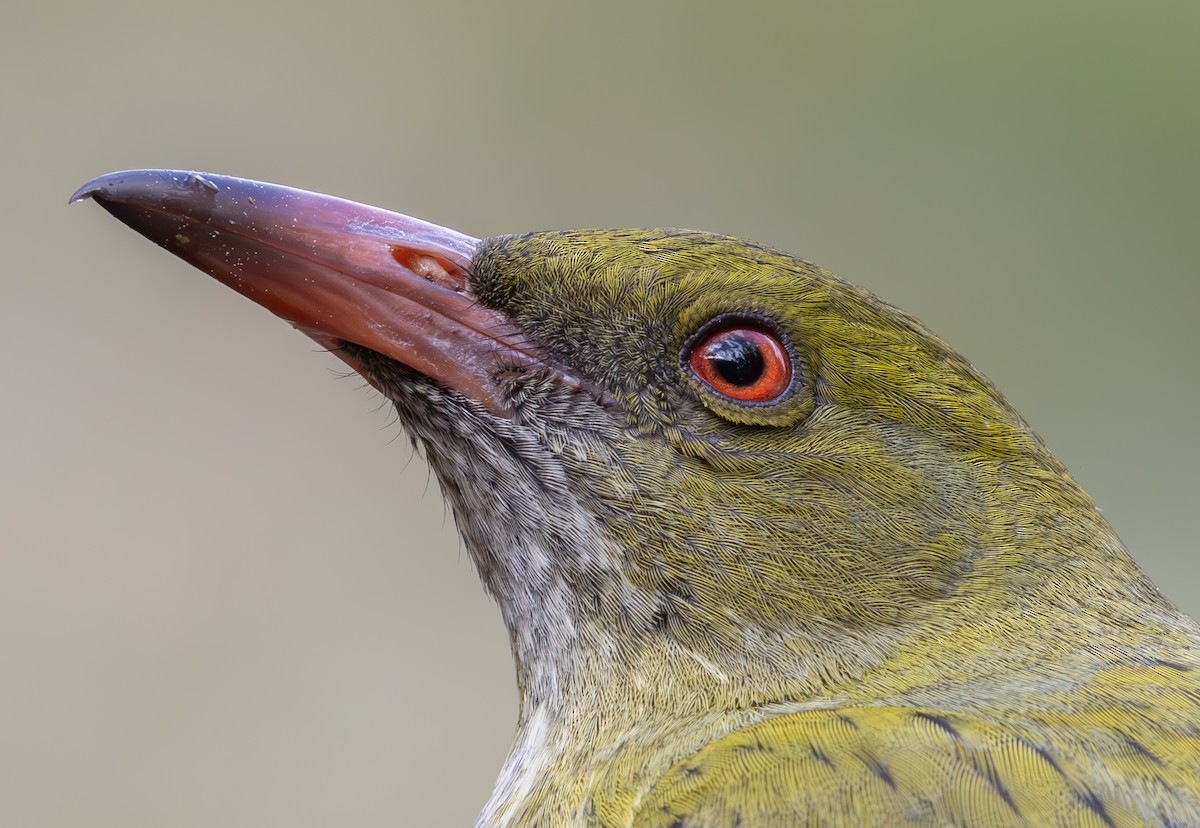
top-left (74, 171), bottom-right (1141, 715)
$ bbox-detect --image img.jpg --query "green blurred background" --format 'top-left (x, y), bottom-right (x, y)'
top-left (3, 1), bottom-right (1197, 825)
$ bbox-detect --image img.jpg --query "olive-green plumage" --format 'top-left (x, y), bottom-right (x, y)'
top-left (80, 171), bottom-right (1200, 828)
top-left (434, 230), bottom-right (1199, 826)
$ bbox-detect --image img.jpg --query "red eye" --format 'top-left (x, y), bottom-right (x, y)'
top-left (687, 324), bottom-right (792, 403)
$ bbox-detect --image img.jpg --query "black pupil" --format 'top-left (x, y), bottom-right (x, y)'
top-left (708, 335), bottom-right (764, 386)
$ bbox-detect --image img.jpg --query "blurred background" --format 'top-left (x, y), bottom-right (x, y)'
top-left (3, 1), bottom-right (1197, 825)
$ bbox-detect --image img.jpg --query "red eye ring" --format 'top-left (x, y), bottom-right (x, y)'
top-left (686, 323), bottom-right (792, 403)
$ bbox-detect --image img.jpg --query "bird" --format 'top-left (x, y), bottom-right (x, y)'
top-left (73, 169), bottom-right (1200, 827)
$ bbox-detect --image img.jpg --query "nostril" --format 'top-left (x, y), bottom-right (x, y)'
top-left (392, 247), bottom-right (466, 293)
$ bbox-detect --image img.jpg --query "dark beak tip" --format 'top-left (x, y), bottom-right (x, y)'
top-left (70, 169), bottom-right (220, 207)
top-left (69, 179), bottom-right (102, 205)
top-left (69, 170), bottom-right (147, 206)
top-left (70, 169), bottom-right (142, 205)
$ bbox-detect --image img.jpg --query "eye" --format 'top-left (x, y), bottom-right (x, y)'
top-left (685, 323), bottom-right (792, 403)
